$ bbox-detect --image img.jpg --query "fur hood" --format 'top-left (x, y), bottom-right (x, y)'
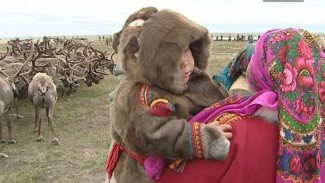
top-left (115, 7), bottom-right (212, 94)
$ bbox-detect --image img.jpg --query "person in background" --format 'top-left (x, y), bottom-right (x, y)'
top-left (212, 43), bottom-right (255, 95)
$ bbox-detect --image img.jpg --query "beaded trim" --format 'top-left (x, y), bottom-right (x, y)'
top-left (169, 158), bottom-right (187, 173)
top-left (139, 84), bottom-right (176, 115)
top-left (188, 122), bottom-right (204, 158)
top-left (213, 112), bottom-right (243, 125)
top-left (211, 112), bottom-right (253, 126)
top-left (150, 99), bottom-right (176, 112)
top-left (139, 84), bottom-right (152, 109)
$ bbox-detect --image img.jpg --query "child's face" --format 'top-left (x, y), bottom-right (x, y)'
top-left (179, 47), bottom-right (195, 83)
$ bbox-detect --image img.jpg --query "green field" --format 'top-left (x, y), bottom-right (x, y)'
top-left (0, 37), bottom-right (248, 182)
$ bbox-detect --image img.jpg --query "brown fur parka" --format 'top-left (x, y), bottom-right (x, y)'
top-left (110, 7), bottom-right (230, 183)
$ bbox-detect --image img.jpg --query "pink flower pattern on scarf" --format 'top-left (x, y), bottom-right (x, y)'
top-left (246, 28), bottom-right (325, 183)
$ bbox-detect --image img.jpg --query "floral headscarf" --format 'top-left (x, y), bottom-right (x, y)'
top-left (247, 28), bottom-right (325, 182)
top-left (190, 28), bottom-right (325, 182)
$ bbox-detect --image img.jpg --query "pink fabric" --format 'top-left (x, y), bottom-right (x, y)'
top-left (144, 157), bottom-right (169, 180)
top-left (189, 90), bottom-right (278, 123)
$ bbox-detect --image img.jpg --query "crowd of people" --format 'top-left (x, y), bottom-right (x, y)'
top-left (213, 33), bottom-right (261, 43)
top-left (98, 35), bottom-right (113, 45)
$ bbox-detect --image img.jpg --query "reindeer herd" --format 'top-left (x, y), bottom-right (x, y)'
top-left (0, 37), bottom-right (115, 158)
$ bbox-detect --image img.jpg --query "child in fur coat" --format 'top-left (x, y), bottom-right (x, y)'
top-left (106, 7), bottom-right (232, 183)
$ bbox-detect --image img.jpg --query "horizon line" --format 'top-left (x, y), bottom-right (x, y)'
top-left (1, 32), bottom-right (325, 39)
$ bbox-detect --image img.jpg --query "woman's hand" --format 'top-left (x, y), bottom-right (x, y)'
top-left (208, 121), bottom-right (232, 139)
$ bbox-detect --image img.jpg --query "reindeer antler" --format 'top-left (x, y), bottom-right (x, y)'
top-left (0, 67), bottom-right (9, 78)
top-left (0, 47), bottom-right (9, 60)
top-left (13, 43), bottom-right (35, 79)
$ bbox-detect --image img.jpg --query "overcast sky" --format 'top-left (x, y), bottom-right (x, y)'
top-left (0, 0), bottom-right (324, 38)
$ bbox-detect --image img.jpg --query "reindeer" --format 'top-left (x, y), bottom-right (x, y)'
top-left (0, 73), bottom-right (14, 158)
top-left (1, 43), bottom-right (34, 120)
top-left (0, 46), bottom-right (34, 158)
top-left (28, 69), bottom-right (60, 145)
top-left (1, 63), bottom-right (29, 120)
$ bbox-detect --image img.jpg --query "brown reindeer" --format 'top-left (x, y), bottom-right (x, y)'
top-left (28, 69), bottom-right (60, 145)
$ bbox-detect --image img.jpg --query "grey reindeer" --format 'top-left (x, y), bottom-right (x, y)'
top-left (0, 73), bottom-right (15, 158)
top-left (0, 46), bottom-right (33, 158)
top-left (28, 71), bottom-right (60, 145)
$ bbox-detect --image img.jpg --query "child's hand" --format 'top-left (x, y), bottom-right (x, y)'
top-left (208, 121), bottom-right (232, 139)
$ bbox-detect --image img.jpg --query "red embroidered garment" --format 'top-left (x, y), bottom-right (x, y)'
top-left (159, 116), bottom-right (279, 183)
